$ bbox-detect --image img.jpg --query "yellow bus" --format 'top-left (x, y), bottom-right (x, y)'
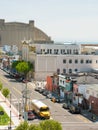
top-left (31, 99), bottom-right (50, 119)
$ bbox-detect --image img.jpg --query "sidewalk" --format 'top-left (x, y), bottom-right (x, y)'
top-left (0, 92), bottom-right (22, 130)
top-left (81, 109), bottom-right (98, 122)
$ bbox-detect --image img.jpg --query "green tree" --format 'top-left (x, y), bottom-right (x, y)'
top-left (16, 61), bottom-right (29, 77)
top-left (15, 120), bottom-right (62, 130)
top-left (29, 124), bottom-right (42, 130)
top-left (40, 120), bottom-right (62, 130)
top-left (11, 60), bottom-right (20, 69)
top-left (0, 82), bottom-right (3, 91)
top-left (27, 61), bottom-right (33, 72)
top-left (15, 121), bottom-right (29, 130)
top-left (16, 61), bottom-right (33, 79)
top-left (2, 88), bottom-right (10, 98)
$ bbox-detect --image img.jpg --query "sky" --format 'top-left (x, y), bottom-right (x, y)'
top-left (0, 0), bottom-right (98, 43)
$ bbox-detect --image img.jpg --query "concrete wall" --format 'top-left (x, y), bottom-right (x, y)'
top-left (0, 19), bottom-right (52, 50)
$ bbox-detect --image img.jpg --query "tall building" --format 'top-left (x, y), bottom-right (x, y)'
top-left (0, 19), bottom-right (53, 50)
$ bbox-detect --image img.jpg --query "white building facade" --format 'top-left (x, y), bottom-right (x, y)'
top-left (22, 42), bottom-right (98, 80)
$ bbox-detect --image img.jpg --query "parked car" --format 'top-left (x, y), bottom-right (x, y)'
top-left (22, 79), bottom-right (31, 83)
top-left (23, 110), bottom-right (36, 120)
top-left (27, 110), bottom-right (36, 120)
top-left (51, 97), bottom-right (56, 102)
top-left (34, 87), bottom-right (42, 92)
top-left (38, 88), bottom-right (45, 93)
top-left (42, 90), bottom-right (49, 96)
top-left (69, 104), bottom-right (81, 114)
top-left (9, 72), bottom-right (16, 78)
top-left (16, 77), bottom-right (24, 82)
top-left (51, 96), bottom-right (64, 103)
top-left (56, 97), bottom-right (65, 103)
top-left (46, 93), bottom-right (53, 99)
top-left (62, 103), bottom-right (70, 109)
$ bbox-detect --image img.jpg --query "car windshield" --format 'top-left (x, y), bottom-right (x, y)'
top-left (28, 111), bottom-right (33, 114)
top-left (40, 107), bottom-right (49, 111)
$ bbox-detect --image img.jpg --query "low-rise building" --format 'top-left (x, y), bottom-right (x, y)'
top-left (22, 41), bottom-right (98, 80)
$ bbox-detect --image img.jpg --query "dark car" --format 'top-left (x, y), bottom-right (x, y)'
top-left (42, 90), bottom-right (49, 96)
top-left (34, 87), bottom-right (42, 92)
top-left (69, 104), bottom-right (81, 114)
top-left (16, 77), bottom-right (24, 82)
top-left (38, 88), bottom-right (45, 93)
top-left (62, 103), bottom-right (70, 109)
top-left (27, 110), bottom-right (36, 120)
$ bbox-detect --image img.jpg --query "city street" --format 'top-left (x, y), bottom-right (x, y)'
top-left (0, 69), bottom-right (98, 130)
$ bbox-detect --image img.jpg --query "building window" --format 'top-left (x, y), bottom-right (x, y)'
top-left (54, 49), bottom-right (59, 54)
top-left (69, 59), bottom-right (72, 64)
top-left (63, 59), bottom-right (66, 63)
top-left (74, 69), bottom-right (78, 72)
top-left (60, 80), bottom-right (62, 83)
top-left (96, 60), bottom-right (98, 63)
top-left (75, 59), bottom-right (78, 64)
top-left (86, 60), bottom-right (89, 64)
top-left (89, 60), bottom-right (92, 63)
top-left (57, 69), bottom-right (60, 74)
top-left (73, 49), bottom-right (78, 54)
top-left (86, 60), bottom-right (92, 64)
top-left (50, 49), bottom-right (52, 54)
top-left (63, 69), bottom-right (66, 74)
top-left (80, 59), bottom-right (84, 64)
top-left (68, 49), bottom-right (71, 54)
top-left (47, 49), bottom-right (49, 54)
top-left (61, 49), bottom-right (65, 54)
top-left (69, 69), bottom-right (72, 73)
top-left (67, 49), bottom-right (70, 54)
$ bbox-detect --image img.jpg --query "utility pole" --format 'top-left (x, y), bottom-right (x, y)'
top-left (22, 73), bottom-right (31, 121)
top-left (8, 93), bottom-right (12, 130)
top-left (24, 81), bottom-right (28, 121)
top-left (22, 81), bottom-right (28, 121)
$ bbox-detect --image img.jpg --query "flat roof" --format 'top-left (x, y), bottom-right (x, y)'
top-left (32, 99), bottom-right (47, 108)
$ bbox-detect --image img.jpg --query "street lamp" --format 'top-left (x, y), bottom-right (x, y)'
top-left (91, 100), bottom-right (94, 120)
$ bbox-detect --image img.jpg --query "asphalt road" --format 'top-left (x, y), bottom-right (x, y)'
top-left (0, 69), bottom-right (98, 130)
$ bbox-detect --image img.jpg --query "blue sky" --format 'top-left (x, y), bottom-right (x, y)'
top-left (0, 0), bottom-right (98, 42)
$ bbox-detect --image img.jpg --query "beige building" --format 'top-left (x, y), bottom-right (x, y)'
top-left (81, 44), bottom-right (98, 55)
top-left (0, 19), bottom-right (53, 50)
top-left (22, 42), bottom-right (98, 80)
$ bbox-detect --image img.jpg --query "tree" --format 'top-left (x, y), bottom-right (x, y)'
top-left (2, 88), bottom-right (10, 98)
top-left (15, 121), bottom-right (29, 130)
top-left (15, 120), bottom-right (62, 130)
top-left (15, 61), bottom-right (33, 80)
top-left (27, 61), bottom-right (33, 72)
top-left (29, 124), bottom-right (42, 130)
top-left (16, 61), bottom-right (29, 77)
top-left (15, 121), bottom-right (42, 130)
top-left (0, 82), bottom-right (3, 91)
top-left (40, 120), bottom-right (62, 130)
top-left (11, 60), bottom-right (20, 69)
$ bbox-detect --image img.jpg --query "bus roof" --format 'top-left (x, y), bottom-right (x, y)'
top-left (31, 99), bottom-right (48, 108)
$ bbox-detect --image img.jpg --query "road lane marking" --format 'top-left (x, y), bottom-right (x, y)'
top-left (76, 115), bottom-right (92, 123)
top-left (0, 76), bottom-right (21, 95)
